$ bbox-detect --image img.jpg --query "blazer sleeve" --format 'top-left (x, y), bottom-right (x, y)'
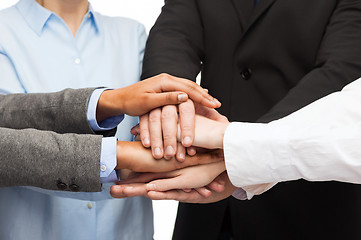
top-left (258, 0), bottom-right (361, 122)
top-left (141, 0), bottom-right (203, 81)
top-left (0, 88), bottom-right (116, 136)
top-left (0, 127), bottom-right (103, 192)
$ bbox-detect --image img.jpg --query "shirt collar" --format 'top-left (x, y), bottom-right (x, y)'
top-left (87, 3), bottom-right (100, 33)
top-left (16, 0), bottom-right (53, 36)
top-left (16, 0), bottom-right (100, 35)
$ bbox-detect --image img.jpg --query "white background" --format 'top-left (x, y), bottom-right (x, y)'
top-left (0, 1), bottom-right (178, 240)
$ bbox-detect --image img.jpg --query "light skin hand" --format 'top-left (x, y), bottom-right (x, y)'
top-left (148, 172), bottom-right (237, 203)
top-left (110, 170), bottom-right (237, 204)
top-left (115, 141), bottom-right (224, 173)
top-left (96, 73), bottom-right (221, 123)
top-left (190, 114), bottom-right (230, 149)
top-left (110, 161), bottom-right (227, 198)
top-left (131, 100), bottom-right (228, 160)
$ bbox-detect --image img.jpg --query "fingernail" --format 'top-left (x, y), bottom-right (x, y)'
top-left (183, 136), bottom-right (192, 146)
top-left (209, 99), bottom-right (217, 106)
top-left (188, 148), bottom-right (196, 156)
top-left (178, 153), bottom-right (185, 161)
top-left (215, 98), bottom-right (221, 106)
top-left (165, 146), bottom-right (175, 156)
top-left (146, 183), bottom-right (156, 190)
top-left (143, 137), bottom-right (150, 146)
top-left (154, 147), bottom-right (162, 157)
top-left (203, 188), bottom-right (211, 193)
top-left (178, 93), bottom-right (188, 102)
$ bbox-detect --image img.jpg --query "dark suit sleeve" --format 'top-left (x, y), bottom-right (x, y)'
top-left (141, 0), bottom-right (203, 81)
top-left (258, 0), bottom-right (361, 122)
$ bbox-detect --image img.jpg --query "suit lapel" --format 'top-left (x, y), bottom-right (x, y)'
top-left (230, 0), bottom-right (255, 31)
top-left (246, 0), bottom-right (277, 31)
top-left (231, 0), bottom-right (277, 34)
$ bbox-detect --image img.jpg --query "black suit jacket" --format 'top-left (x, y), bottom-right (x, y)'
top-left (142, 0), bottom-right (361, 239)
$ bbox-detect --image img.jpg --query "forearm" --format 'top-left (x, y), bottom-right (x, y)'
top-left (0, 127), bottom-right (103, 192)
top-left (224, 79), bottom-right (361, 186)
top-left (258, 0), bottom-right (361, 123)
top-left (0, 88), bottom-right (97, 134)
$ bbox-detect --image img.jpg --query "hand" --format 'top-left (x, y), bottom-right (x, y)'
top-left (111, 161), bottom-right (227, 198)
top-left (148, 172), bottom-right (237, 203)
top-left (110, 170), bottom-right (237, 204)
top-left (115, 141), bottom-right (223, 173)
top-left (131, 100), bottom-right (228, 160)
top-left (132, 100), bottom-right (195, 160)
top-left (96, 73), bottom-right (221, 122)
top-left (191, 114), bottom-right (229, 149)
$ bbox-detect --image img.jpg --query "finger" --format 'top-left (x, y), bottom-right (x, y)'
top-left (149, 108), bottom-right (163, 159)
top-left (110, 184), bottom-right (148, 198)
top-left (176, 143), bottom-right (186, 162)
top-left (158, 74), bottom-right (221, 108)
top-left (146, 91), bottom-right (189, 110)
top-left (195, 104), bottom-right (228, 122)
top-left (183, 188), bottom-right (192, 193)
top-left (207, 180), bottom-right (226, 193)
top-left (139, 114), bottom-right (150, 147)
top-left (195, 187), bottom-right (212, 197)
top-left (184, 150), bottom-right (224, 166)
top-left (148, 189), bottom-right (203, 202)
top-left (161, 105), bottom-right (178, 160)
top-left (130, 124), bottom-right (140, 136)
top-left (117, 172), bottom-right (171, 185)
top-left (134, 134), bottom-right (141, 141)
top-left (146, 176), bottom-right (184, 192)
top-left (179, 100), bottom-right (195, 147)
top-left (187, 146), bottom-right (197, 156)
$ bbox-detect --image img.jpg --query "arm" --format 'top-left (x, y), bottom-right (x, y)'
top-left (0, 88), bottom-right (102, 135)
top-left (141, 0), bottom-right (203, 81)
top-left (225, 78), bottom-right (361, 186)
top-left (258, 0), bottom-right (361, 123)
top-left (0, 127), bottom-right (103, 192)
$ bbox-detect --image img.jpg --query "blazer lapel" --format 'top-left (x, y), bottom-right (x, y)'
top-left (230, 0), bottom-right (255, 31)
top-left (245, 0), bottom-right (277, 33)
top-left (231, 0), bottom-right (277, 34)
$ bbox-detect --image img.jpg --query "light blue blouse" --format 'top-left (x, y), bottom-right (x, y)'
top-left (0, 0), bottom-right (153, 239)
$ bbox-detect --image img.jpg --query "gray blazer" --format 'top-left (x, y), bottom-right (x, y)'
top-left (0, 88), bottom-right (116, 192)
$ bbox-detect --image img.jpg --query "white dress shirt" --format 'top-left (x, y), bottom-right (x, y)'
top-left (225, 77), bottom-right (361, 195)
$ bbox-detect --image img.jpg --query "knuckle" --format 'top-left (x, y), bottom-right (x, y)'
top-left (149, 113), bottom-right (161, 123)
top-left (181, 125), bottom-right (193, 133)
top-left (161, 109), bottom-right (177, 121)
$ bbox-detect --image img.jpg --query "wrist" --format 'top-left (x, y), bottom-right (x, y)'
top-left (115, 141), bottom-right (124, 170)
top-left (215, 121), bottom-right (230, 149)
top-left (97, 89), bottom-right (125, 123)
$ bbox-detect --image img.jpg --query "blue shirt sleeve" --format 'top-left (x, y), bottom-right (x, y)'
top-left (87, 88), bottom-right (124, 131)
top-left (87, 88), bottom-right (123, 183)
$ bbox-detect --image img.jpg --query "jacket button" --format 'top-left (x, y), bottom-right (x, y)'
top-left (56, 180), bottom-right (67, 190)
top-left (69, 184), bottom-right (80, 192)
top-left (241, 68), bottom-right (252, 80)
